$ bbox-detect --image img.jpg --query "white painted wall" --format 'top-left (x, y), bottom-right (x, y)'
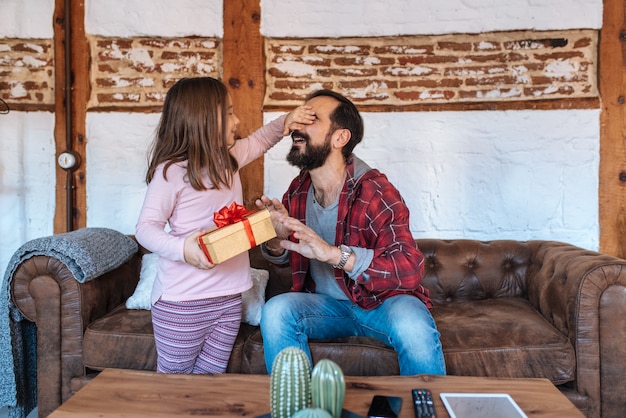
top-left (86, 113), bottom-right (159, 232)
top-left (0, 0), bottom-right (604, 283)
top-left (0, 0), bottom-right (56, 284)
top-left (264, 110), bottom-right (600, 246)
top-left (0, 0), bottom-right (54, 38)
top-left (85, 0), bottom-right (223, 37)
top-left (260, 0), bottom-right (603, 37)
top-left (0, 111), bottom-right (56, 281)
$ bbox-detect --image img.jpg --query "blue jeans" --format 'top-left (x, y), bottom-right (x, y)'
top-left (260, 292), bottom-right (446, 375)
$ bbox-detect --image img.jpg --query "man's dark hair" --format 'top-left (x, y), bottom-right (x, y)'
top-left (305, 90), bottom-right (364, 158)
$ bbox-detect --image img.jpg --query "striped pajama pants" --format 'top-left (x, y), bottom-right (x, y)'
top-left (151, 294), bottom-right (242, 374)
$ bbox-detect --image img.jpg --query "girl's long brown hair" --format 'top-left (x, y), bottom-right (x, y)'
top-left (145, 77), bottom-right (238, 190)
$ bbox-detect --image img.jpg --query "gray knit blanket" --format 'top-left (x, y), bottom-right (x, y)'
top-left (0, 228), bottom-right (138, 418)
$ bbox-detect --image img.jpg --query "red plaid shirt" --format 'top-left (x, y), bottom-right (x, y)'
top-left (282, 155), bottom-right (431, 310)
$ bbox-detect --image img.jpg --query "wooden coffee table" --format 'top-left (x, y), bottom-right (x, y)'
top-left (48, 368), bottom-right (583, 417)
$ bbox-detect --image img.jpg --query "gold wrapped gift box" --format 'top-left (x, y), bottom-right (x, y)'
top-left (198, 209), bottom-right (276, 264)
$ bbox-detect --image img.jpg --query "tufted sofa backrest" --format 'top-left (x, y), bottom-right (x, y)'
top-left (416, 239), bottom-right (533, 305)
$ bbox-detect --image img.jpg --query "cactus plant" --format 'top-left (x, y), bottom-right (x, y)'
top-left (292, 407), bottom-right (333, 418)
top-left (311, 359), bottom-right (346, 418)
top-left (269, 347), bottom-right (312, 418)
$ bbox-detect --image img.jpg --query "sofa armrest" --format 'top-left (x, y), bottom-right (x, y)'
top-left (10, 249), bottom-right (141, 417)
top-left (527, 241), bottom-right (626, 418)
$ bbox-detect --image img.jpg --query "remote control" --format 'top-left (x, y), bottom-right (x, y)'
top-left (412, 388), bottom-right (437, 418)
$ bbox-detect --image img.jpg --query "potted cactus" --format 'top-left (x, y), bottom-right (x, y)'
top-left (292, 407), bottom-right (333, 418)
top-left (269, 347), bottom-right (312, 418)
top-left (269, 349), bottom-right (347, 418)
top-left (311, 359), bottom-right (346, 418)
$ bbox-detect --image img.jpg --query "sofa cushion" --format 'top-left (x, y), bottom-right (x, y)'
top-left (241, 268), bottom-right (269, 326)
top-left (239, 327), bottom-right (400, 375)
top-left (83, 304), bottom-right (157, 371)
top-left (83, 304), bottom-right (251, 372)
top-left (432, 297), bottom-right (575, 385)
top-left (125, 253), bottom-right (158, 310)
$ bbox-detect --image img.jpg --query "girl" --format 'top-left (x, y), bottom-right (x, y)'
top-left (135, 76), bottom-right (312, 374)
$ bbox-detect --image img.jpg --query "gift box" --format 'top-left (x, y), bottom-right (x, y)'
top-left (198, 203), bottom-right (276, 264)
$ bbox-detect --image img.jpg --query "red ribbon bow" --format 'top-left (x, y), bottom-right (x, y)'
top-left (212, 202), bottom-right (257, 257)
top-left (213, 202), bottom-right (250, 227)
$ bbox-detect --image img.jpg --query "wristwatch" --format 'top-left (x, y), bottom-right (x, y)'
top-left (332, 244), bottom-right (353, 270)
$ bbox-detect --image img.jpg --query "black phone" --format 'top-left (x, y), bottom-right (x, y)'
top-left (367, 395), bottom-right (403, 418)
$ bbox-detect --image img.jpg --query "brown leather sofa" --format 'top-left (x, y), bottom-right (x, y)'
top-left (10, 238), bottom-right (626, 418)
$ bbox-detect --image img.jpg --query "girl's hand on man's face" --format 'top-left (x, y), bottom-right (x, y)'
top-left (284, 105), bottom-right (315, 135)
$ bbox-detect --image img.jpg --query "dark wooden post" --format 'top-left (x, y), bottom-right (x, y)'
top-left (223, 0), bottom-right (266, 208)
top-left (599, 0), bottom-right (626, 257)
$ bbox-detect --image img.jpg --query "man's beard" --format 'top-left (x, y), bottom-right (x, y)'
top-left (286, 130), bottom-right (332, 171)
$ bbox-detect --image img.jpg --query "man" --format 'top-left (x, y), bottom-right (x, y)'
top-left (256, 89), bottom-right (445, 376)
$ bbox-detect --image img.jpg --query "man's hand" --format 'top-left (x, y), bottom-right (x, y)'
top-left (255, 196), bottom-right (292, 240)
top-left (279, 216), bottom-right (337, 264)
top-left (283, 105), bottom-right (315, 135)
top-left (184, 230), bottom-right (215, 270)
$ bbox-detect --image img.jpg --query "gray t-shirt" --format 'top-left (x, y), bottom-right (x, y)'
top-left (303, 184), bottom-right (374, 299)
top-left (306, 188), bottom-right (347, 299)
top-left (262, 157), bottom-right (375, 298)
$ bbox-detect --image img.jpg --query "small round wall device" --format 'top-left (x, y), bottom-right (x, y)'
top-left (57, 151), bottom-right (80, 170)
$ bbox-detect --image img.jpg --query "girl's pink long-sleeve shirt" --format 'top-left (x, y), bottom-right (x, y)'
top-left (135, 114), bottom-right (287, 305)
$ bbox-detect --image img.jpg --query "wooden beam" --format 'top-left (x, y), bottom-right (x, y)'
top-left (223, 0), bottom-right (265, 209)
top-left (52, 0), bottom-right (68, 232)
top-left (599, 0), bottom-right (626, 257)
top-left (53, 0), bottom-right (88, 232)
top-left (265, 97), bottom-right (600, 114)
top-left (70, 0), bottom-right (89, 231)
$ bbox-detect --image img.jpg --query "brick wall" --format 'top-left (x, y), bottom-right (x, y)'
top-left (265, 30), bottom-right (597, 106)
top-left (0, 39), bottom-right (54, 107)
top-left (0, 29), bottom-right (597, 111)
top-left (88, 36), bottom-right (221, 109)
